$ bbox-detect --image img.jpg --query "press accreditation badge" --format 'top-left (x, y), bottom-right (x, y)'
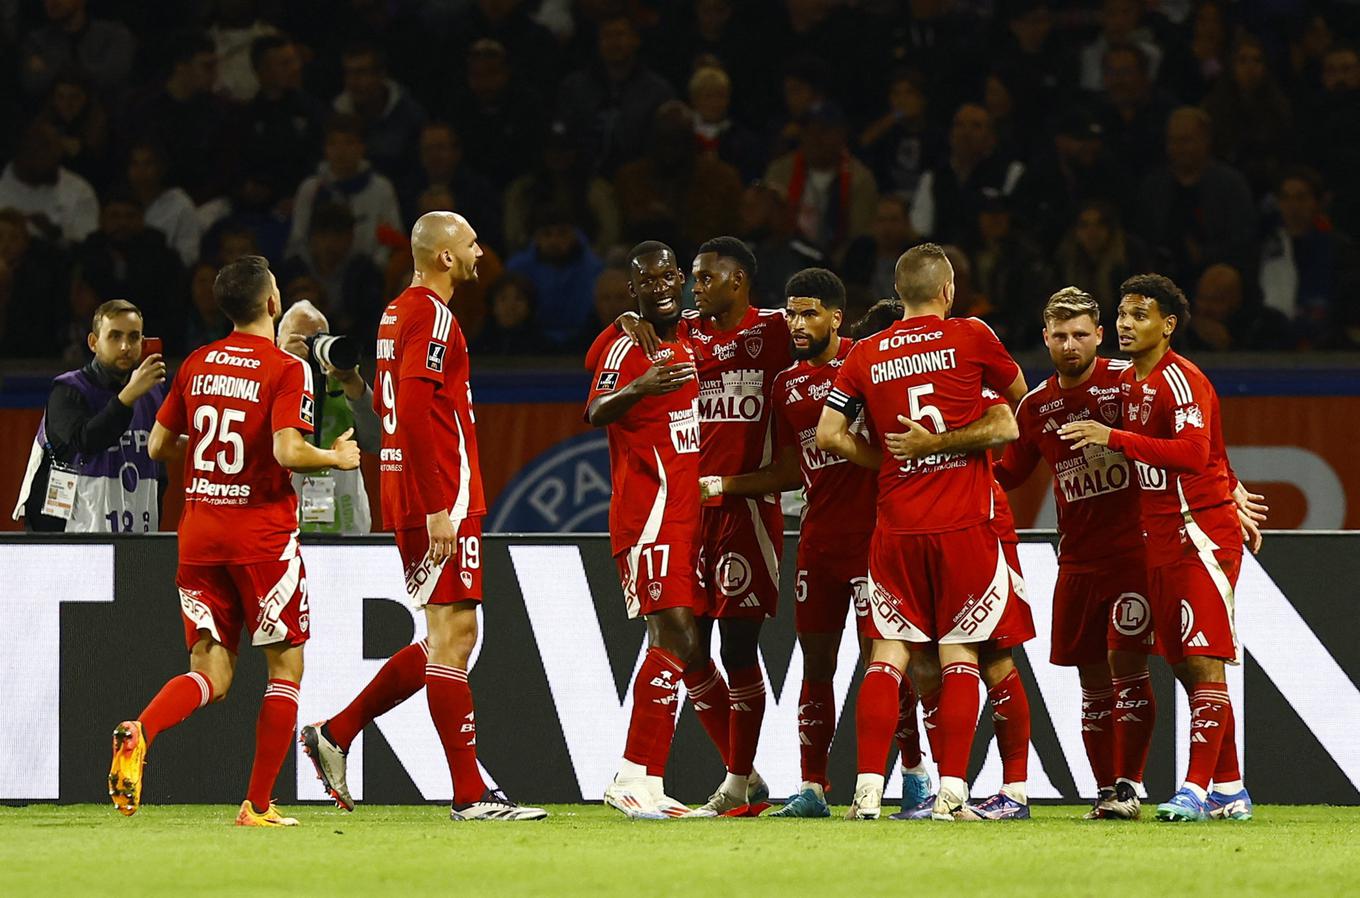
top-left (300, 475), bottom-right (337, 524)
top-left (42, 466), bottom-right (78, 520)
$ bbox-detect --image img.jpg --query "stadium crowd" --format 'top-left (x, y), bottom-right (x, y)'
top-left (1, 0), bottom-right (1358, 363)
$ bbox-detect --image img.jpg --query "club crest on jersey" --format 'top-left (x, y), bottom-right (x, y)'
top-left (1140, 400), bottom-right (1153, 424)
top-left (426, 342), bottom-right (446, 373)
top-left (1174, 403), bottom-right (1203, 432)
top-left (595, 371), bottom-right (619, 392)
top-left (744, 335), bottom-right (763, 358)
top-left (1101, 401), bottom-right (1120, 424)
top-left (647, 581), bottom-right (662, 602)
top-left (300, 394), bottom-right (315, 426)
top-left (461, 570), bottom-right (473, 589)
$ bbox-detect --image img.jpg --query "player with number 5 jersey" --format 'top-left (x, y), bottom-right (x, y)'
top-left (109, 256), bottom-right (360, 827)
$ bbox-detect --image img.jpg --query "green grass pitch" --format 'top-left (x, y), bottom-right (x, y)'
top-left (2, 804), bottom-right (1357, 897)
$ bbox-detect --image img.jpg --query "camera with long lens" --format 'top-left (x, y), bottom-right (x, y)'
top-left (304, 333), bottom-right (360, 371)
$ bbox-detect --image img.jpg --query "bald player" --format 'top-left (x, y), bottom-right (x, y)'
top-left (301, 212), bottom-right (546, 821)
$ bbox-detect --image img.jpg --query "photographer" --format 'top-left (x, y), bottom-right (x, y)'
top-left (13, 300), bottom-right (167, 532)
top-left (277, 300), bottom-right (379, 533)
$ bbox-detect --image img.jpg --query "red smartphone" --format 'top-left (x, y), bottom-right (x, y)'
top-left (142, 336), bottom-right (164, 359)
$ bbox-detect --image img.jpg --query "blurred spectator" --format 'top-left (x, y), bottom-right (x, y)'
top-left (183, 260), bottom-right (230, 351)
top-left (767, 55), bottom-right (830, 160)
top-left (1184, 263), bottom-right (1291, 352)
top-left (1282, 13), bottom-right (1333, 111)
top-left (504, 121), bottom-right (620, 255)
top-left (842, 194), bottom-right (918, 309)
top-left (1259, 168), bottom-right (1360, 349)
top-left (279, 203), bottom-right (385, 345)
top-left (1055, 199), bottom-right (1154, 330)
top-left (657, 0), bottom-right (761, 122)
top-left (992, 2), bottom-right (1074, 130)
top-left (472, 273), bottom-right (553, 355)
top-left (1305, 45), bottom-right (1360, 234)
top-left (688, 66), bottom-right (764, 183)
top-left (38, 69), bottom-right (110, 187)
top-left (578, 266), bottom-right (635, 342)
top-left (737, 181), bottom-right (822, 308)
top-left (557, 13), bottom-right (675, 176)
top-left (199, 171), bottom-right (291, 265)
top-left (858, 68), bottom-right (941, 203)
top-left (1203, 36), bottom-right (1293, 197)
top-left (0, 207), bottom-right (68, 358)
top-left (452, 39), bottom-right (545, 192)
top-left (72, 188), bottom-right (184, 344)
top-left (506, 206), bottom-right (604, 349)
top-left (764, 102), bottom-right (877, 264)
top-left (1096, 43), bottom-right (1175, 184)
top-left (967, 189), bottom-right (1054, 345)
top-left (1137, 107), bottom-right (1256, 285)
top-left (1079, 0), bottom-right (1163, 92)
top-left (1021, 108), bottom-right (1128, 249)
top-left (0, 121), bottom-right (98, 246)
top-left (333, 42), bottom-right (428, 177)
top-left (208, 0), bottom-right (279, 101)
top-left (615, 100), bottom-right (743, 258)
top-left (126, 141), bottom-right (201, 267)
top-left (941, 243), bottom-right (987, 320)
top-left (129, 32), bottom-right (237, 205)
top-left (875, 0), bottom-right (982, 119)
top-left (242, 34), bottom-right (326, 200)
top-left (288, 114), bottom-right (402, 267)
top-left (1184, 0), bottom-right (1229, 99)
top-left (447, 0), bottom-right (562, 94)
top-left (399, 123), bottom-right (500, 250)
top-left (19, 0), bottom-right (136, 100)
top-left (910, 103), bottom-right (1024, 246)
top-left (212, 220), bottom-right (262, 266)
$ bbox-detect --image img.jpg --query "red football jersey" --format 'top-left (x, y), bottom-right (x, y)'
top-left (829, 315), bottom-right (1022, 534)
top-left (374, 286), bottom-right (486, 531)
top-left (586, 329), bottom-right (701, 555)
top-left (156, 332), bottom-right (314, 564)
top-left (996, 357), bottom-right (1143, 569)
top-left (679, 307), bottom-right (792, 499)
top-left (1108, 350), bottom-right (1238, 562)
top-left (772, 337), bottom-right (876, 544)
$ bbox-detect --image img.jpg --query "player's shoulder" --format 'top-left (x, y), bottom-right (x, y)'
top-left (596, 331), bottom-right (640, 371)
top-left (954, 315), bottom-right (1001, 340)
top-left (1159, 352), bottom-right (1210, 403)
top-left (1015, 378), bottom-right (1052, 416)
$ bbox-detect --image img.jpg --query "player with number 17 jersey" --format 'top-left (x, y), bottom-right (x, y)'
top-left (375, 285), bottom-right (486, 606)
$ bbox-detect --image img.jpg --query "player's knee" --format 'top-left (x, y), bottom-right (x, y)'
top-left (1106, 650), bottom-right (1147, 679)
top-left (1078, 663), bottom-right (1113, 690)
top-left (719, 642), bottom-right (758, 671)
top-left (979, 649), bottom-right (1015, 686)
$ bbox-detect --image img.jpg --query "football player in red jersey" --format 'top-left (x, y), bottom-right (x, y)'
top-left (1060, 273), bottom-right (1255, 822)
top-left (108, 256), bottom-right (360, 826)
top-left (300, 212), bottom-right (546, 821)
top-left (818, 244), bottom-right (1028, 820)
top-left (585, 241), bottom-right (704, 819)
top-left (704, 270), bottom-right (928, 817)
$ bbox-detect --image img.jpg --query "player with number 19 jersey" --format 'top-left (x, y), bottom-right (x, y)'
top-left (156, 332), bottom-right (315, 652)
top-left (375, 285), bottom-right (486, 607)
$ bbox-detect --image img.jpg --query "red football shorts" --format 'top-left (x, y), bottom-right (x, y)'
top-left (177, 554), bottom-right (310, 654)
top-left (1050, 552), bottom-right (1157, 666)
top-left (1148, 544), bottom-right (1242, 665)
top-left (394, 515), bottom-right (484, 609)
top-left (696, 498), bottom-right (783, 619)
top-left (986, 540), bottom-right (1037, 650)
top-left (615, 540), bottom-right (705, 619)
top-left (794, 534), bottom-right (871, 634)
top-left (861, 523), bottom-right (1030, 644)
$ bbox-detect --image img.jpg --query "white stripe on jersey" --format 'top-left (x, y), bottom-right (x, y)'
top-left (603, 334), bottom-right (632, 371)
top-left (1164, 363), bottom-right (1194, 406)
top-left (621, 447), bottom-right (670, 619)
top-left (427, 295), bottom-right (453, 343)
top-left (1107, 359), bottom-right (1132, 370)
top-left (450, 408), bottom-right (472, 523)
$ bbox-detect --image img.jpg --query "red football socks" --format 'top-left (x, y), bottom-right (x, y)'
top-left (1081, 684), bottom-right (1116, 788)
top-left (798, 679), bottom-right (836, 787)
top-left (726, 665), bottom-right (766, 777)
top-left (682, 660), bottom-right (731, 767)
top-left (1185, 682), bottom-right (1232, 790)
top-left (855, 662), bottom-right (901, 775)
top-left (246, 679), bottom-right (299, 813)
top-left (328, 640), bottom-right (428, 751)
top-left (936, 661), bottom-right (983, 781)
top-left (1212, 694), bottom-right (1242, 785)
top-left (139, 671), bottom-right (213, 746)
top-left (624, 648), bottom-right (684, 769)
top-left (988, 668), bottom-right (1031, 785)
top-left (895, 674), bottom-right (923, 769)
top-left (1111, 670), bottom-right (1156, 784)
top-left (647, 700), bottom-right (678, 778)
top-left (426, 663), bottom-right (485, 805)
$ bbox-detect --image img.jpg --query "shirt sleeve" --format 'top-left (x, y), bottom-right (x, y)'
top-left (155, 366), bottom-right (188, 435)
top-left (1106, 372), bottom-right (1211, 472)
top-left (397, 299), bottom-right (453, 384)
top-left (46, 381), bottom-right (135, 461)
top-left (970, 318), bottom-right (1023, 394)
top-left (583, 324), bottom-right (623, 372)
top-left (584, 337), bottom-right (647, 425)
top-left (826, 346), bottom-right (866, 418)
top-left (994, 402), bottom-right (1041, 491)
top-left (271, 356), bottom-right (316, 435)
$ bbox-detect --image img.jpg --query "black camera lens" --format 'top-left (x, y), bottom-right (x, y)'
top-left (307, 334), bottom-right (359, 370)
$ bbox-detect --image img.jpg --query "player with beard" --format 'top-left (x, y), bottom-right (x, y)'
top-left (300, 212), bottom-right (545, 821)
top-left (702, 270), bottom-right (930, 817)
top-left (585, 241), bottom-right (703, 819)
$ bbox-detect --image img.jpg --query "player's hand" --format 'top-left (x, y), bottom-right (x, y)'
top-left (1233, 482), bottom-right (1269, 525)
top-left (119, 353), bottom-right (167, 405)
top-left (631, 361), bottom-right (696, 396)
top-left (699, 475), bottom-right (724, 500)
top-left (426, 509), bottom-right (456, 566)
top-left (885, 415), bottom-right (940, 461)
top-left (1058, 420), bottom-right (1112, 450)
top-left (329, 427), bottom-right (361, 471)
top-left (1239, 505), bottom-right (1263, 555)
top-left (618, 312), bottom-right (662, 358)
